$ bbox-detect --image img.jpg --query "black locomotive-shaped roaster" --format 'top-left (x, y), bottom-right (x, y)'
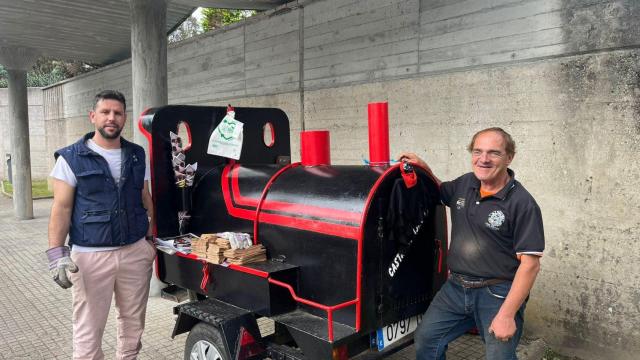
top-left (139, 104), bottom-right (448, 360)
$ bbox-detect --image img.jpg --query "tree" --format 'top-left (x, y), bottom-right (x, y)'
top-left (168, 15), bottom-right (202, 44)
top-left (0, 58), bottom-right (100, 88)
top-left (0, 65), bottom-right (7, 88)
top-left (201, 8), bottom-right (255, 32)
top-left (168, 8), bottom-right (256, 44)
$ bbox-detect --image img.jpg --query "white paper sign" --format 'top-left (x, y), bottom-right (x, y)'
top-left (207, 112), bottom-right (244, 159)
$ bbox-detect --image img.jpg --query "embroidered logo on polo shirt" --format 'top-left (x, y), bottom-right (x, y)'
top-left (456, 198), bottom-right (465, 210)
top-left (486, 210), bottom-right (505, 230)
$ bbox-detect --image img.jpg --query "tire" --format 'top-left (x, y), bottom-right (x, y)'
top-left (184, 322), bottom-right (229, 360)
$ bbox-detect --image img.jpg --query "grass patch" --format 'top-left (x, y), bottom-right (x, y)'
top-left (2, 179), bottom-right (53, 198)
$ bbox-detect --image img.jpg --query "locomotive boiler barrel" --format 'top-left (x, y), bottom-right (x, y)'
top-left (226, 162), bottom-right (444, 330)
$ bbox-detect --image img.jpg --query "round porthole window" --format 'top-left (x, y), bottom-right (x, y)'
top-left (263, 122), bottom-right (275, 147)
top-left (176, 121), bottom-right (192, 151)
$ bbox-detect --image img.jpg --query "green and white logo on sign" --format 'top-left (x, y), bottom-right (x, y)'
top-left (219, 117), bottom-right (237, 141)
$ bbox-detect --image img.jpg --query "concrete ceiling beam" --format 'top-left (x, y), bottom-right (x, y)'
top-left (0, 0), bottom-right (194, 65)
top-left (0, 46), bottom-right (39, 71)
top-left (171, 0), bottom-right (288, 10)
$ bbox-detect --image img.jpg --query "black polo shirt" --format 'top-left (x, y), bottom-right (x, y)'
top-left (441, 169), bottom-right (544, 280)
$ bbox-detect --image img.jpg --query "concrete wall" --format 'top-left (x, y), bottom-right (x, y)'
top-left (41, 61), bottom-right (135, 175)
top-left (304, 50), bottom-right (640, 360)
top-left (0, 88), bottom-right (45, 180)
top-left (24, 0), bottom-right (640, 358)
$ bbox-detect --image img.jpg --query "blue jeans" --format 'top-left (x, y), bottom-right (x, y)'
top-left (414, 276), bottom-right (526, 360)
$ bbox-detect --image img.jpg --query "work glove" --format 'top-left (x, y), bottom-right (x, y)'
top-left (46, 246), bottom-right (78, 289)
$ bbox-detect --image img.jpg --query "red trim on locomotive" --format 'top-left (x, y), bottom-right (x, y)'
top-left (137, 108), bottom-right (159, 278)
top-left (268, 278), bottom-right (358, 342)
top-left (177, 120), bottom-right (193, 152)
top-left (221, 164), bottom-right (361, 239)
top-left (228, 264), bottom-right (269, 278)
top-left (355, 163), bottom-right (402, 331)
top-left (221, 164), bottom-right (258, 220)
top-left (259, 212), bottom-right (360, 240)
top-left (230, 165), bottom-right (362, 223)
top-left (254, 162), bottom-right (300, 244)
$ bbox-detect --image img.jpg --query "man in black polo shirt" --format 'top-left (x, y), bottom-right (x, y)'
top-left (400, 127), bottom-right (544, 360)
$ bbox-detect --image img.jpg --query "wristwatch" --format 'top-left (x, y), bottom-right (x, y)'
top-left (145, 235), bottom-right (154, 241)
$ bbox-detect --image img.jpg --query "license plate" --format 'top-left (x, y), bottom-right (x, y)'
top-left (372, 314), bottom-right (423, 351)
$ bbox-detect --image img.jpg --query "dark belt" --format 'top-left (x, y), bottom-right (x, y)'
top-left (451, 273), bottom-right (505, 289)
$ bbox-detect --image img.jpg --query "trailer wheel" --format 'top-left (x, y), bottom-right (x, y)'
top-left (184, 322), bottom-right (228, 360)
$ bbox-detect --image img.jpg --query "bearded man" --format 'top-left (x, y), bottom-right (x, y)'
top-left (46, 90), bottom-right (156, 359)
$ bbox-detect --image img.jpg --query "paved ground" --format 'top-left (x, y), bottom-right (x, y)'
top-left (0, 196), bottom-right (538, 359)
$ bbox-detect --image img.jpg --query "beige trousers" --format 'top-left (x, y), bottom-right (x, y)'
top-left (70, 239), bottom-right (156, 360)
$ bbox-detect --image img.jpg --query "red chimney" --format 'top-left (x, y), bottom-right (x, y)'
top-left (300, 130), bottom-right (331, 166)
top-left (367, 102), bottom-right (389, 167)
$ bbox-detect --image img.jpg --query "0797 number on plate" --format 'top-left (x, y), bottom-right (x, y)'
top-left (372, 314), bottom-right (423, 351)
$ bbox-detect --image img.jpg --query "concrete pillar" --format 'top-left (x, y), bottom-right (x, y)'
top-left (129, 0), bottom-right (168, 147)
top-left (7, 69), bottom-right (33, 219)
top-left (0, 47), bottom-right (38, 220)
top-left (129, 0), bottom-right (168, 296)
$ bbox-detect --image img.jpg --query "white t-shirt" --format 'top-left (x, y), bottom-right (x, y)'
top-left (50, 139), bottom-right (150, 252)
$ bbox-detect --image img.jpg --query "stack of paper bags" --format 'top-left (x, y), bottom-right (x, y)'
top-left (191, 234), bottom-right (218, 260)
top-left (205, 237), bottom-right (231, 264)
top-left (223, 244), bottom-right (267, 265)
top-left (215, 237), bottom-right (231, 248)
top-left (190, 235), bottom-right (207, 258)
top-left (201, 233), bottom-right (217, 243)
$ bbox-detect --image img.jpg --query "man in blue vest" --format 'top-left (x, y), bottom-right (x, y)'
top-left (46, 90), bottom-right (156, 360)
top-left (401, 128), bottom-right (544, 360)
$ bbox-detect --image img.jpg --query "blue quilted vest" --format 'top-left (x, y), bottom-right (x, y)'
top-left (55, 133), bottom-right (149, 247)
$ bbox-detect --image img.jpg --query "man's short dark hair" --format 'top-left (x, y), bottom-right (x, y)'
top-left (94, 90), bottom-right (126, 111)
top-left (467, 127), bottom-right (516, 157)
